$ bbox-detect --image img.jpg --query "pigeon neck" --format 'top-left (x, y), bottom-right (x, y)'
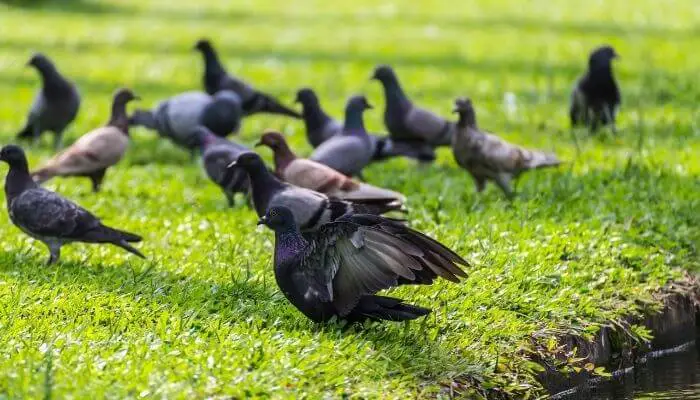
top-left (272, 144), bottom-right (297, 176)
top-left (247, 165), bottom-right (286, 216)
top-left (203, 49), bottom-right (226, 84)
top-left (4, 161), bottom-right (36, 204)
top-left (381, 76), bottom-right (409, 106)
top-left (274, 228), bottom-right (307, 269)
top-left (589, 64), bottom-right (614, 79)
top-left (37, 65), bottom-right (69, 97)
top-left (343, 109), bottom-right (368, 137)
top-left (108, 100), bottom-right (130, 134)
top-left (457, 110), bottom-right (477, 129)
top-left (302, 101), bottom-right (332, 134)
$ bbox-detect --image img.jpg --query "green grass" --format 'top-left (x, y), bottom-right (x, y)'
top-left (0, 0), bottom-right (699, 398)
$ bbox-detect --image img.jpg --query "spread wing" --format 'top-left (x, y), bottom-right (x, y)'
top-left (10, 188), bottom-right (100, 238)
top-left (297, 216), bottom-right (468, 316)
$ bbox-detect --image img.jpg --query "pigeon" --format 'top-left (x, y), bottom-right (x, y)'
top-left (371, 64), bottom-right (455, 147)
top-left (296, 87), bottom-right (436, 162)
top-left (129, 90), bottom-right (242, 156)
top-left (31, 88), bottom-right (139, 192)
top-left (570, 46), bottom-right (621, 133)
top-left (255, 131), bottom-right (405, 204)
top-left (295, 88), bottom-right (343, 148)
top-left (0, 145), bottom-right (145, 265)
top-left (16, 53), bottom-right (80, 150)
top-left (309, 95), bottom-right (375, 177)
top-left (192, 127), bottom-right (250, 206)
top-left (258, 206), bottom-right (468, 323)
top-left (228, 152), bottom-right (401, 232)
top-left (452, 98), bottom-right (561, 198)
top-left (194, 39), bottom-right (301, 119)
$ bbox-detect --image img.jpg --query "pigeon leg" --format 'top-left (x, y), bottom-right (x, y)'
top-left (53, 130), bottom-right (64, 151)
top-left (224, 191), bottom-right (235, 207)
top-left (31, 123), bottom-right (42, 146)
top-left (472, 176), bottom-right (486, 193)
top-left (89, 168), bottom-right (107, 193)
top-left (494, 174), bottom-right (515, 199)
top-left (603, 106), bottom-right (617, 134)
top-left (45, 242), bottom-right (62, 265)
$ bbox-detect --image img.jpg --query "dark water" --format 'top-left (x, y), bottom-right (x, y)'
top-left (583, 342), bottom-right (700, 399)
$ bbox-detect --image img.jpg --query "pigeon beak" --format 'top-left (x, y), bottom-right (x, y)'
top-left (254, 140), bottom-right (264, 148)
top-left (365, 103), bottom-right (374, 110)
top-left (227, 160), bottom-right (238, 169)
top-left (133, 95), bottom-right (141, 101)
top-left (257, 216), bottom-right (267, 225)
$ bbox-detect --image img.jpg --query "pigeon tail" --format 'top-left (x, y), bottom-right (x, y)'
top-left (129, 109), bottom-right (157, 129)
top-left (31, 168), bottom-right (55, 185)
top-left (16, 122), bottom-right (34, 139)
top-left (350, 295), bottom-right (431, 322)
top-left (524, 150), bottom-right (561, 170)
top-left (246, 92), bottom-right (302, 119)
top-left (82, 225), bottom-right (145, 258)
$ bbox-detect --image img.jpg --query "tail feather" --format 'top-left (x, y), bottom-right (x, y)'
top-left (31, 168), bottom-right (55, 185)
top-left (350, 199), bottom-right (404, 215)
top-left (350, 295), bottom-right (431, 322)
top-left (246, 92), bottom-right (302, 119)
top-left (82, 225), bottom-right (145, 258)
top-left (525, 150), bottom-right (561, 169)
top-left (114, 240), bottom-right (146, 259)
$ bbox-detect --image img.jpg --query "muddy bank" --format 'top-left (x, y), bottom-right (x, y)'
top-left (536, 283), bottom-right (700, 399)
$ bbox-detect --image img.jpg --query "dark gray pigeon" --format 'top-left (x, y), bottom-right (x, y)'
top-left (258, 206), bottom-right (468, 323)
top-left (192, 127), bottom-right (250, 206)
top-left (296, 88), bottom-right (435, 162)
top-left (309, 95), bottom-right (375, 177)
top-left (0, 145), bottom-right (145, 265)
top-left (194, 39), bottom-right (301, 119)
top-left (17, 53), bottom-right (80, 150)
top-left (295, 88), bottom-right (343, 148)
top-left (129, 90), bottom-right (242, 156)
top-left (570, 46), bottom-right (621, 133)
top-left (371, 64), bottom-right (455, 148)
top-left (228, 152), bottom-right (401, 232)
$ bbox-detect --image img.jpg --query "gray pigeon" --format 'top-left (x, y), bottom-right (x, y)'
top-left (0, 145), bottom-right (145, 265)
top-left (17, 53), bottom-right (80, 150)
top-left (309, 95), bottom-right (375, 177)
top-left (371, 65), bottom-right (455, 147)
top-left (192, 127), bottom-right (250, 206)
top-left (258, 206), bottom-right (468, 323)
top-left (296, 88), bottom-right (435, 162)
top-left (570, 46), bottom-right (621, 133)
top-left (194, 39), bottom-right (301, 119)
top-left (228, 152), bottom-right (401, 232)
top-left (129, 90), bottom-right (242, 156)
top-left (452, 98), bottom-right (561, 198)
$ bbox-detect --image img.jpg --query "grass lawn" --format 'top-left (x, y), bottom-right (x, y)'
top-left (0, 0), bottom-right (698, 398)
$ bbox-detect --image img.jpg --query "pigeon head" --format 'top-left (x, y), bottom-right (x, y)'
top-left (255, 131), bottom-right (289, 151)
top-left (228, 152), bottom-right (267, 174)
top-left (194, 39), bottom-right (214, 53)
top-left (258, 206), bottom-right (297, 233)
top-left (453, 98), bottom-right (477, 127)
top-left (295, 88), bottom-right (319, 105)
top-left (589, 46), bottom-right (619, 69)
top-left (27, 53), bottom-right (55, 72)
top-left (371, 65), bottom-right (397, 83)
top-left (346, 95), bottom-right (373, 112)
top-left (0, 145), bottom-right (29, 170)
top-left (113, 88), bottom-right (140, 105)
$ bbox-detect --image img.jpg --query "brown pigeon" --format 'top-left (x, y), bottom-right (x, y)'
top-left (31, 88), bottom-right (139, 192)
top-left (452, 98), bottom-right (560, 198)
top-left (255, 131), bottom-right (405, 204)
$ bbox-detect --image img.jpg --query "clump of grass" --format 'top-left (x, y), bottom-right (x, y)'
top-left (0, 0), bottom-right (698, 398)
